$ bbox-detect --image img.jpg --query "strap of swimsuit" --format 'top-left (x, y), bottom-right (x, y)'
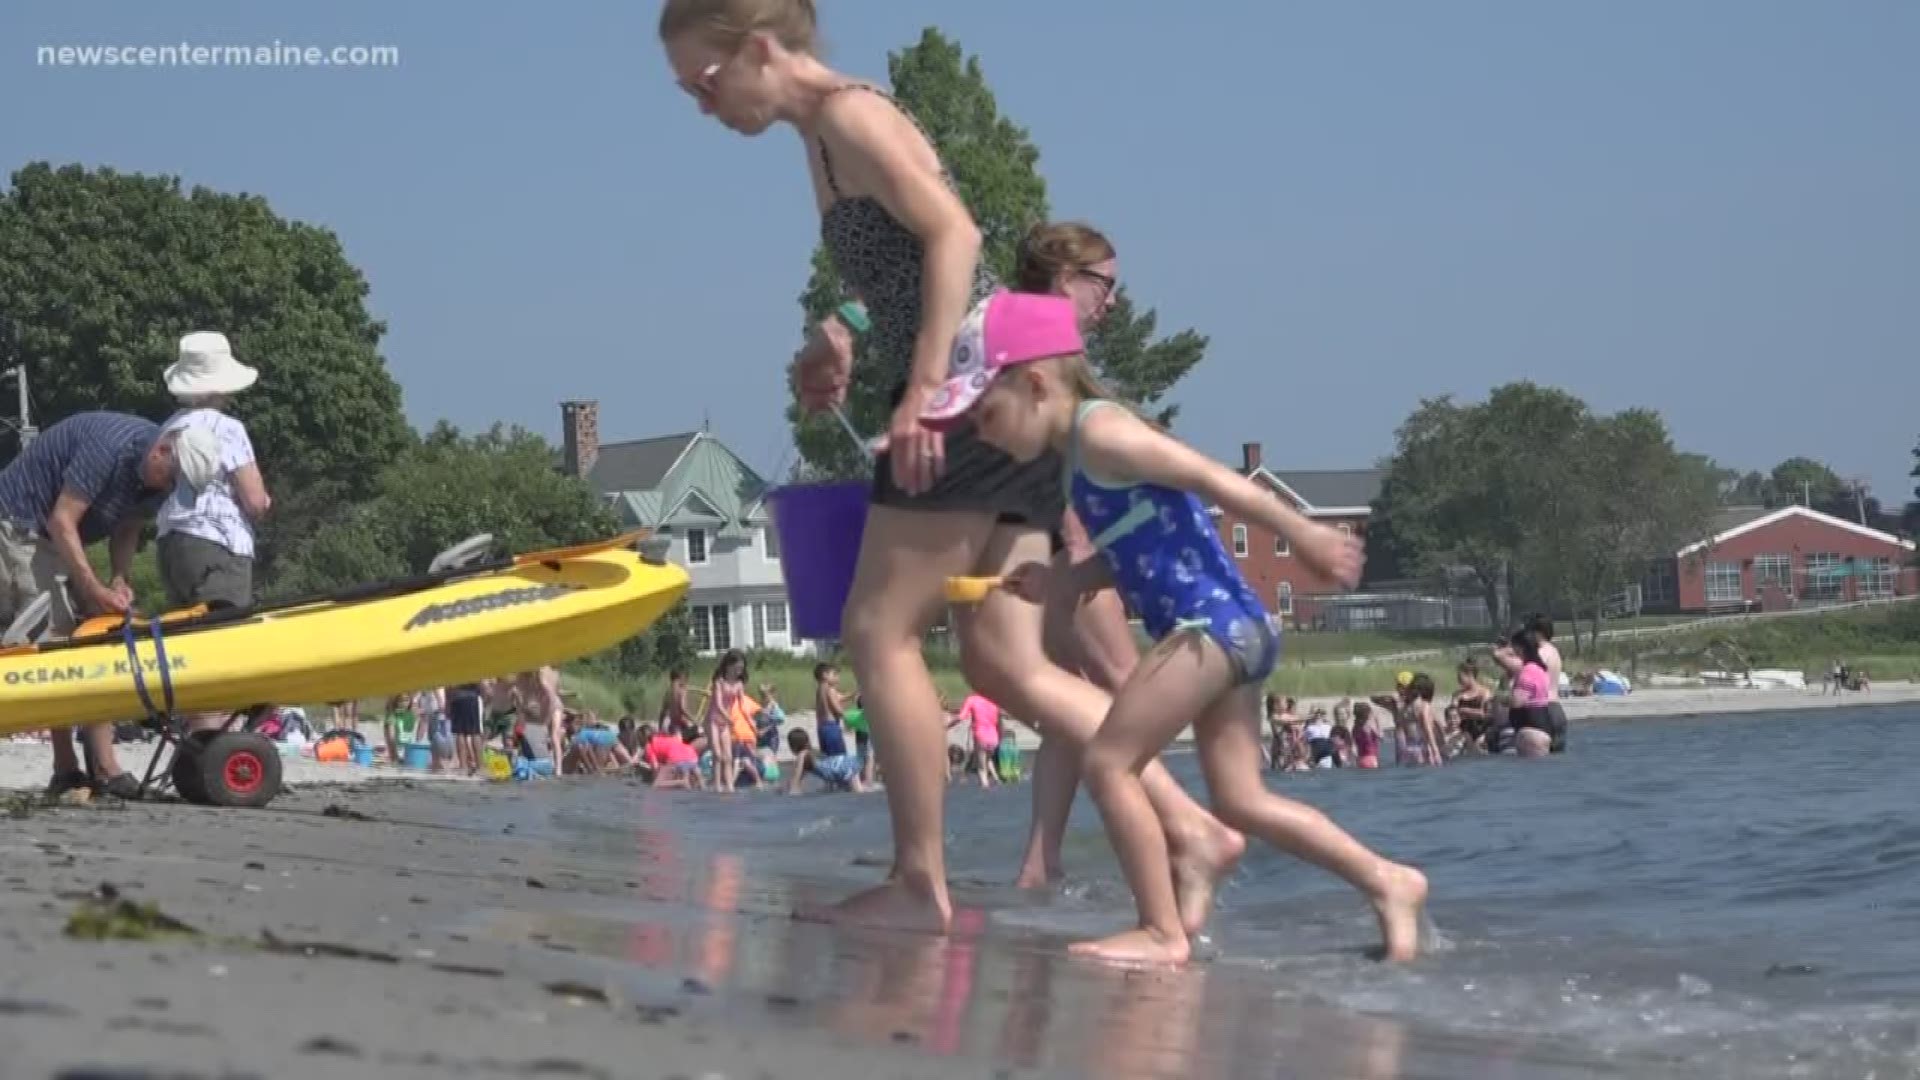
top-left (816, 83), bottom-right (941, 197)
top-left (1063, 400), bottom-right (1155, 551)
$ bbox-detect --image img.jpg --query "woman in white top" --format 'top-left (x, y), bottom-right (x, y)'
top-left (158, 332), bottom-right (273, 738)
top-left (156, 331), bottom-right (272, 613)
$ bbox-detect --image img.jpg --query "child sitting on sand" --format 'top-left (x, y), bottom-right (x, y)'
top-left (924, 289), bottom-right (1427, 964)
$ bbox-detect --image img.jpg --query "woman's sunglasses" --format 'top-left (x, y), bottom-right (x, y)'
top-left (1076, 268), bottom-right (1117, 295)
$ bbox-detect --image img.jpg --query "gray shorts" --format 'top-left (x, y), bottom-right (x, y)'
top-left (157, 533), bottom-right (254, 610)
top-left (0, 520), bottom-right (77, 637)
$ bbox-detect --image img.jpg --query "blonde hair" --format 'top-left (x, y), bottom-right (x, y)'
top-left (1013, 221), bottom-right (1115, 293)
top-left (658, 0), bottom-right (818, 53)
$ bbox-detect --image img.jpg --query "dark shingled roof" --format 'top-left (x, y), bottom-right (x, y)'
top-left (583, 433), bottom-right (698, 495)
top-left (1266, 469), bottom-right (1385, 510)
top-left (1709, 505), bottom-right (1774, 535)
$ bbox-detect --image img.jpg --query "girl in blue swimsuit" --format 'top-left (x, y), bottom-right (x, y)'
top-left (921, 290), bottom-right (1430, 966)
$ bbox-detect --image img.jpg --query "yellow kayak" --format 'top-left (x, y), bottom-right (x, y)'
top-left (0, 531), bottom-right (689, 735)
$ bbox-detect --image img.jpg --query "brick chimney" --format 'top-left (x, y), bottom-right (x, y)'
top-left (1241, 441), bottom-right (1263, 473)
top-left (561, 400), bottom-right (599, 479)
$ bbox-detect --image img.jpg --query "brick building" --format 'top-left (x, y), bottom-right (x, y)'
top-left (1643, 505), bottom-right (1918, 614)
top-left (1206, 442), bottom-right (1381, 628)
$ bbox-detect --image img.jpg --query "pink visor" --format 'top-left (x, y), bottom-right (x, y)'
top-left (921, 290), bottom-right (1084, 431)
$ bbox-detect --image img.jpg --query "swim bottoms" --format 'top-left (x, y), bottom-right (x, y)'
top-left (813, 753), bottom-right (860, 788)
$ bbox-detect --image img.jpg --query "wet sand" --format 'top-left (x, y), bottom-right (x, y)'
top-left (0, 777), bottom-right (1711, 1080)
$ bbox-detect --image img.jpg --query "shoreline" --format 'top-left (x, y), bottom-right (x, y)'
top-left (1, 684), bottom-right (1906, 794)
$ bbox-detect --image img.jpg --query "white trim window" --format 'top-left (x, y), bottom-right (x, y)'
top-left (685, 527), bottom-right (709, 566)
top-left (1276, 582), bottom-right (1294, 617)
top-left (1275, 533), bottom-right (1290, 556)
top-left (1704, 562), bottom-right (1743, 605)
top-left (689, 604), bottom-right (731, 653)
top-left (1232, 524), bottom-right (1248, 558)
top-left (760, 525), bottom-right (781, 562)
top-left (1752, 553), bottom-right (1792, 592)
top-left (754, 600), bottom-right (790, 644)
top-left (1803, 552), bottom-right (1844, 601)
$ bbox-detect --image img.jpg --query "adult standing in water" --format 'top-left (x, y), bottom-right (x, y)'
top-left (1006, 222), bottom-right (1244, 891)
top-left (659, 0), bottom-right (1242, 932)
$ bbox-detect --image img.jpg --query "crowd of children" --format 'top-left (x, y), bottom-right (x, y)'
top-left (1266, 618), bottom-right (1574, 772)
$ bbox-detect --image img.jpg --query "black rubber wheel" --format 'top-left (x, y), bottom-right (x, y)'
top-left (194, 732), bottom-right (282, 809)
top-left (169, 731), bottom-right (221, 805)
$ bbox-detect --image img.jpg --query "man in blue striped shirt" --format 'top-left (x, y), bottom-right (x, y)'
top-left (0, 411), bottom-right (220, 798)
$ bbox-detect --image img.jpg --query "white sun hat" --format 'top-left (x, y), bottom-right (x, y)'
top-left (164, 331), bottom-right (259, 397)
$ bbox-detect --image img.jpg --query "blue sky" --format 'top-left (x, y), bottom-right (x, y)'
top-left (4, 2), bottom-right (1915, 503)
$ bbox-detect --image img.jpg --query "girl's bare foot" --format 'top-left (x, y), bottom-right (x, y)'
top-left (1370, 864), bottom-right (1429, 963)
top-left (1068, 926), bottom-right (1190, 967)
top-left (1169, 823), bottom-right (1247, 936)
top-left (795, 876), bottom-right (952, 935)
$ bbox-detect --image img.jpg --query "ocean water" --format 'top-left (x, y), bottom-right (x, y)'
top-left (454, 704), bottom-right (1920, 1078)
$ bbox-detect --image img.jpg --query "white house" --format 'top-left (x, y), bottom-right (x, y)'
top-left (558, 401), bottom-right (807, 656)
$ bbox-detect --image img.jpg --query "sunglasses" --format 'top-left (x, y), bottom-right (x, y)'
top-left (1076, 268), bottom-right (1117, 295)
top-left (679, 60), bottom-right (722, 101)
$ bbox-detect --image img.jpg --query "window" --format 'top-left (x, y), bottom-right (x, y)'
top-left (761, 526), bottom-right (781, 562)
top-left (689, 604), bottom-right (731, 653)
top-left (1276, 582), bottom-right (1293, 616)
top-left (1752, 554), bottom-right (1792, 592)
top-left (1803, 552), bottom-right (1844, 601)
top-left (1274, 533), bottom-right (1290, 556)
top-left (1861, 557), bottom-right (1895, 598)
top-left (1232, 524), bottom-right (1247, 558)
top-left (1643, 561), bottom-right (1676, 607)
top-left (685, 528), bottom-right (709, 566)
top-left (754, 601), bottom-right (790, 643)
top-left (1704, 562), bottom-right (1743, 605)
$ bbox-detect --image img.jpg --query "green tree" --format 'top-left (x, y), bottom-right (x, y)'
top-left (1375, 382), bottom-right (1590, 627)
top-left (1525, 410), bottom-right (1718, 650)
top-left (789, 28), bottom-right (1206, 475)
top-left (0, 162), bottom-right (410, 569)
top-left (1769, 456), bottom-right (1846, 508)
top-left (1719, 468), bottom-right (1772, 506)
top-left (1905, 436), bottom-right (1920, 551)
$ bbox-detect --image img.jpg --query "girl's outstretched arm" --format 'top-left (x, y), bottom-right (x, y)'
top-left (1075, 406), bottom-right (1363, 588)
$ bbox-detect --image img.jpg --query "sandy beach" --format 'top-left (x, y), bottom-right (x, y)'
top-left (2, 691), bottom-right (1915, 1077)
top-left (0, 774), bottom-right (1716, 1080)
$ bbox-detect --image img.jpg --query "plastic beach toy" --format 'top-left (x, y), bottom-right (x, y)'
top-left (944, 576), bottom-right (1003, 604)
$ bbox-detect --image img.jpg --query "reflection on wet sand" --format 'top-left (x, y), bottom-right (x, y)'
top-left (465, 835), bottom-right (1430, 1079)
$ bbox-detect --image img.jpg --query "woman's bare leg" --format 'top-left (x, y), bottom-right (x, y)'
top-left (808, 506), bottom-right (999, 934)
top-left (1015, 737), bottom-right (1079, 887)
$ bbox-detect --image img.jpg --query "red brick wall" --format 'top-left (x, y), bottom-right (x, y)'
top-left (1676, 513), bottom-right (1918, 612)
top-left (1212, 506), bottom-right (1369, 628)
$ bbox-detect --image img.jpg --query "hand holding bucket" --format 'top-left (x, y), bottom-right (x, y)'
top-left (767, 322), bottom-right (880, 640)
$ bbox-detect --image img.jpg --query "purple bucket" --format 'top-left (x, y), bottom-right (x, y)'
top-left (766, 480), bottom-right (870, 641)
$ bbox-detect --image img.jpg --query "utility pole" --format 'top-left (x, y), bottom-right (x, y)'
top-left (0, 313), bottom-right (31, 449)
top-left (13, 365), bottom-right (32, 448)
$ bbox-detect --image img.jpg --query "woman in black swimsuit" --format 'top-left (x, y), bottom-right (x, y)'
top-left (659, 0), bottom-right (1239, 934)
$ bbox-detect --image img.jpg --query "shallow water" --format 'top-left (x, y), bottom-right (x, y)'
top-left (448, 704), bottom-right (1920, 1078)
